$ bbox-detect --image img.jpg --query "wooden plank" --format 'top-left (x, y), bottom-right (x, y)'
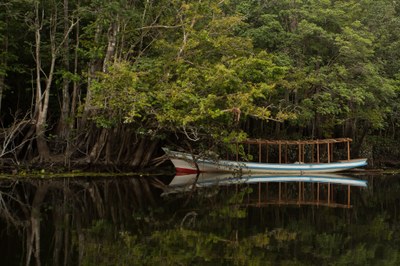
top-left (242, 138), bottom-right (353, 145)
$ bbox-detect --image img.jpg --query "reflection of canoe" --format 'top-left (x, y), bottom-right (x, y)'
top-left (164, 173), bottom-right (367, 208)
top-left (166, 173), bottom-right (368, 193)
top-left (163, 148), bottom-right (367, 175)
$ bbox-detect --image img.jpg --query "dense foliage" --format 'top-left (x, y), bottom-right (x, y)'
top-left (1, 0), bottom-right (400, 166)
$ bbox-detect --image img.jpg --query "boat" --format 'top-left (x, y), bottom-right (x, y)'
top-left (163, 138), bottom-right (367, 174)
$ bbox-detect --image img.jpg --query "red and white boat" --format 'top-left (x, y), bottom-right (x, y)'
top-left (163, 146), bottom-right (367, 175)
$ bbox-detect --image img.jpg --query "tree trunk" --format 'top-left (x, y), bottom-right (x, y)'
top-left (33, 2), bottom-right (51, 161)
top-left (66, 2), bottom-right (80, 165)
top-left (131, 138), bottom-right (146, 167)
top-left (89, 128), bottom-right (108, 163)
top-left (80, 23), bottom-right (101, 129)
top-left (0, 71), bottom-right (4, 117)
top-left (33, 2), bottom-right (77, 161)
top-left (0, 23), bottom-right (7, 115)
top-left (103, 21), bottom-right (119, 72)
top-left (57, 0), bottom-right (71, 140)
top-left (140, 139), bottom-right (159, 168)
top-left (352, 121), bottom-right (369, 158)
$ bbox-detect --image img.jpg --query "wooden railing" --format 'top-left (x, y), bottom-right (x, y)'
top-left (231, 138), bottom-right (353, 163)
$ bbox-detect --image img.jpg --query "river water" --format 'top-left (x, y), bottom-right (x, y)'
top-left (0, 172), bottom-right (399, 265)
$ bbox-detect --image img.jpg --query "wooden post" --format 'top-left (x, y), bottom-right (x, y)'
top-left (331, 143), bottom-right (334, 162)
top-left (302, 144), bottom-right (305, 163)
top-left (317, 183), bottom-right (320, 206)
top-left (327, 143), bottom-right (331, 163)
top-left (259, 143), bottom-right (262, 163)
top-left (347, 141), bottom-right (351, 160)
top-left (279, 144), bottom-right (282, 164)
top-left (311, 144), bottom-right (314, 163)
top-left (266, 144), bottom-right (269, 163)
top-left (258, 182), bottom-right (261, 206)
top-left (347, 184), bottom-right (351, 208)
top-left (317, 143), bottom-right (320, 163)
top-left (298, 144), bottom-right (301, 162)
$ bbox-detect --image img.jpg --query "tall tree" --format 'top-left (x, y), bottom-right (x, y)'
top-left (30, 0), bottom-right (77, 161)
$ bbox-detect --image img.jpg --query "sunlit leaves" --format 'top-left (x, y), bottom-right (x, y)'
top-left (83, 0), bottom-right (400, 142)
top-left (90, 62), bottom-right (150, 127)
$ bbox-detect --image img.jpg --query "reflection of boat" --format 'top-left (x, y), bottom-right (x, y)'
top-left (168, 173), bottom-right (368, 189)
top-left (163, 148), bottom-right (367, 175)
top-left (164, 173), bottom-right (367, 208)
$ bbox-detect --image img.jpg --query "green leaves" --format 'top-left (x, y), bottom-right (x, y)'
top-left (90, 62), bottom-right (150, 127)
top-left (87, 0), bottom-right (290, 144)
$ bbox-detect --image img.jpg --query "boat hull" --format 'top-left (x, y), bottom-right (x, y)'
top-left (164, 148), bottom-right (367, 175)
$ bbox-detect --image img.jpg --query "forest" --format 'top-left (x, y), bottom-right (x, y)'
top-left (1, 0), bottom-right (400, 170)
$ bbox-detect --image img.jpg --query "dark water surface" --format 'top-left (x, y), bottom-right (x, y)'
top-left (0, 173), bottom-right (399, 265)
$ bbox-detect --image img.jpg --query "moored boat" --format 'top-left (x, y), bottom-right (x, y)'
top-left (163, 138), bottom-right (368, 174)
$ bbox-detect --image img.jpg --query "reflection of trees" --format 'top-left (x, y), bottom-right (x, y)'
top-left (0, 176), bottom-right (160, 266)
top-left (1, 174), bottom-right (400, 265)
top-left (79, 175), bottom-right (400, 265)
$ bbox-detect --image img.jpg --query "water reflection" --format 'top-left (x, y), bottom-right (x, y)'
top-left (165, 173), bottom-right (367, 208)
top-left (1, 173), bottom-right (400, 265)
top-left (0, 176), bottom-right (163, 266)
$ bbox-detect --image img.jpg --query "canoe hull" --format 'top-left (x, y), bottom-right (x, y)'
top-left (164, 148), bottom-right (367, 175)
